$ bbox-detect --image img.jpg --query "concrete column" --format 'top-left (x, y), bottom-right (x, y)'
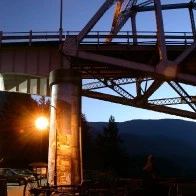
top-left (0, 74), bottom-right (5, 91)
top-left (48, 68), bottom-right (82, 186)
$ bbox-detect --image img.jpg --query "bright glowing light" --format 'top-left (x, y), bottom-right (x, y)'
top-left (35, 116), bottom-right (49, 130)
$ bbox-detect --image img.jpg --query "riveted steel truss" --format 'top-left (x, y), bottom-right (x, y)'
top-left (63, 0), bottom-right (196, 119)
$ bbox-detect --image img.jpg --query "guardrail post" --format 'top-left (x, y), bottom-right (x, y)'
top-left (59, 29), bottom-right (63, 50)
top-left (29, 30), bottom-right (32, 46)
top-left (59, 28), bottom-right (63, 42)
top-left (127, 31), bottom-right (130, 45)
top-left (0, 31), bottom-right (2, 47)
top-left (97, 31), bottom-right (100, 48)
top-left (184, 32), bottom-right (187, 46)
top-left (131, 12), bottom-right (137, 45)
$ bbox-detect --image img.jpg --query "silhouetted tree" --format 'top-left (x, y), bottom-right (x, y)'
top-left (0, 92), bottom-right (39, 134)
top-left (81, 113), bottom-right (95, 170)
top-left (95, 115), bottom-right (130, 178)
top-left (0, 92), bottom-right (50, 167)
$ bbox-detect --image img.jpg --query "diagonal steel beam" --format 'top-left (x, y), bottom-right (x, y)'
top-left (149, 96), bottom-right (196, 105)
top-left (106, 0), bottom-right (137, 42)
top-left (82, 90), bottom-right (196, 119)
top-left (174, 40), bottom-right (196, 65)
top-left (137, 3), bottom-right (196, 12)
top-left (136, 79), bottom-right (142, 96)
top-left (73, 0), bottom-right (116, 44)
top-left (83, 78), bottom-right (137, 90)
top-left (130, 12), bottom-right (138, 44)
top-left (100, 78), bottom-right (135, 99)
top-left (64, 49), bottom-right (196, 84)
top-left (105, 0), bottom-right (124, 43)
top-left (106, 4), bottom-right (136, 41)
top-left (134, 80), bottom-right (163, 104)
top-left (189, 6), bottom-right (196, 38)
top-left (64, 49), bottom-right (154, 73)
top-left (137, 0), bottom-right (153, 7)
top-left (83, 67), bottom-right (135, 98)
top-left (154, 0), bottom-right (167, 66)
top-left (168, 81), bottom-right (196, 112)
top-left (82, 77), bottom-right (152, 90)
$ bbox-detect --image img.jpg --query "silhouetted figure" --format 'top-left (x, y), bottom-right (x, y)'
top-left (142, 154), bottom-right (168, 196)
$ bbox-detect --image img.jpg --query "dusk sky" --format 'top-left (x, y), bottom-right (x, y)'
top-left (0, 0), bottom-right (195, 122)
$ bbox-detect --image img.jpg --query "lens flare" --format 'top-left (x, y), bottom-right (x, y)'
top-left (35, 116), bottom-right (49, 130)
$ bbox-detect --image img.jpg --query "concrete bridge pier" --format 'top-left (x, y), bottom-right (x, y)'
top-left (48, 68), bottom-right (82, 186)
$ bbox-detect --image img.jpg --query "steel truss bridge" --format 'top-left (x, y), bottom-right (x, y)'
top-left (0, 0), bottom-right (196, 120)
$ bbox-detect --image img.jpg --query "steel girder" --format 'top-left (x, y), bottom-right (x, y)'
top-left (168, 81), bottom-right (196, 112)
top-left (82, 90), bottom-right (196, 119)
top-left (82, 78), bottom-right (196, 107)
top-left (63, 0), bottom-right (196, 119)
top-left (82, 77), bottom-right (152, 90)
top-left (64, 0), bottom-right (117, 47)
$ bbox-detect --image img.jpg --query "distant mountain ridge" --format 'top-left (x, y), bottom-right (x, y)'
top-left (89, 119), bottom-right (196, 146)
top-left (88, 119), bottom-right (196, 173)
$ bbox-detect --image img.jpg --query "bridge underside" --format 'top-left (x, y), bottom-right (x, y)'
top-left (1, 42), bottom-right (196, 80)
top-left (1, 0), bottom-right (196, 187)
top-left (71, 44), bottom-right (196, 81)
top-left (0, 41), bottom-right (196, 119)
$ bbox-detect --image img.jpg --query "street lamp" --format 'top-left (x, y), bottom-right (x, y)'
top-left (35, 116), bottom-right (49, 131)
top-left (35, 116), bottom-right (49, 183)
top-left (35, 113), bottom-right (57, 186)
top-left (59, 0), bottom-right (63, 42)
top-left (35, 116), bottom-right (49, 160)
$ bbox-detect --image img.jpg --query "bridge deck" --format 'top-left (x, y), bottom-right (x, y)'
top-left (1, 41), bottom-right (196, 82)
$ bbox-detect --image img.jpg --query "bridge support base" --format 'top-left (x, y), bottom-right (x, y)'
top-left (48, 68), bottom-right (82, 186)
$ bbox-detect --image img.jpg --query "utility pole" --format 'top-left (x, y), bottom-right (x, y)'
top-left (59, 0), bottom-right (63, 42)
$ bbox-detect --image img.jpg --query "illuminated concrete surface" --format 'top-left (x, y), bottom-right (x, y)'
top-left (7, 185), bottom-right (24, 196)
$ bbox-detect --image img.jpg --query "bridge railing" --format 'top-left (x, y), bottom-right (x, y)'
top-left (0, 30), bottom-right (194, 46)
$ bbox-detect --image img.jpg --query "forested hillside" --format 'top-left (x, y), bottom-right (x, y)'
top-left (89, 119), bottom-right (196, 178)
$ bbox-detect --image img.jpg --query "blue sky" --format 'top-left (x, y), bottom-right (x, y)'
top-left (0, 0), bottom-right (195, 122)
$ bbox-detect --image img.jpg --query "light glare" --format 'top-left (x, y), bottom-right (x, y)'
top-left (35, 116), bottom-right (49, 130)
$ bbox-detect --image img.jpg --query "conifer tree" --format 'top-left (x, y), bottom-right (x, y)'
top-left (95, 115), bottom-right (129, 177)
top-left (81, 113), bottom-right (95, 170)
